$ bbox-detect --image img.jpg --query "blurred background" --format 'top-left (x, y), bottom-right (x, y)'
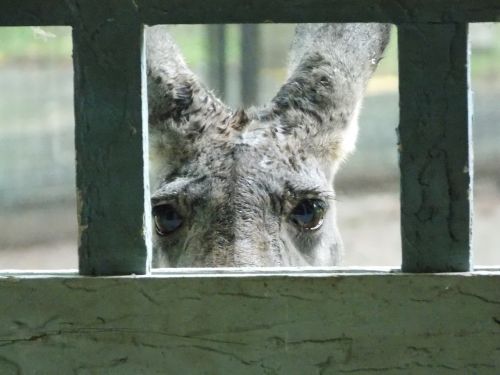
top-left (0, 24), bottom-right (498, 269)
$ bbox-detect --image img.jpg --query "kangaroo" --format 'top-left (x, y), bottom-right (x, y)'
top-left (147, 23), bottom-right (390, 267)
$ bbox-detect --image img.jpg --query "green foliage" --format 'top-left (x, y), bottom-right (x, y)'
top-left (0, 27), bottom-right (72, 62)
top-left (470, 25), bottom-right (500, 80)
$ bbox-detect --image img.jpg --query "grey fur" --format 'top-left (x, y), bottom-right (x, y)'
top-left (147, 24), bottom-right (390, 267)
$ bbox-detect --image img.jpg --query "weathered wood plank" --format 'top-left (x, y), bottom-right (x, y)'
top-left (139, 0), bottom-right (500, 23)
top-left (0, 273), bottom-right (498, 373)
top-left (398, 24), bottom-right (472, 272)
top-left (0, 0), bottom-right (71, 26)
top-left (2, 0), bottom-right (500, 26)
top-left (73, 2), bottom-right (151, 275)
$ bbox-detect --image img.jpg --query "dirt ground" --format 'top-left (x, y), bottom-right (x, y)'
top-left (1, 180), bottom-right (498, 270)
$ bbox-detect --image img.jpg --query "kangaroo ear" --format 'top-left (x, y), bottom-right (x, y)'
top-left (271, 24), bottom-right (390, 165)
top-left (146, 26), bottom-right (230, 187)
top-left (146, 25), bottom-right (228, 132)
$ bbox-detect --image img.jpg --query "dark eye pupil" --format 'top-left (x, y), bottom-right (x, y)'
top-left (153, 205), bottom-right (183, 235)
top-left (290, 199), bottom-right (325, 231)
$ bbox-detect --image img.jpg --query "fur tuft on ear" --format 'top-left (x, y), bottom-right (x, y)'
top-left (229, 109), bottom-right (249, 131)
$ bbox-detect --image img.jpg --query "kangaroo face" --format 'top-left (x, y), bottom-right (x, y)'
top-left (147, 24), bottom-right (390, 267)
top-left (150, 110), bottom-right (341, 267)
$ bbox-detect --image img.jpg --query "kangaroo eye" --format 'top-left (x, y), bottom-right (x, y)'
top-left (153, 204), bottom-right (183, 235)
top-left (290, 199), bottom-right (326, 231)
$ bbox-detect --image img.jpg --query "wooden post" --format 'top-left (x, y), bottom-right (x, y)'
top-left (398, 24), bottom-right (472, 272)
top-left (72, 3), bottom-right (151, 275)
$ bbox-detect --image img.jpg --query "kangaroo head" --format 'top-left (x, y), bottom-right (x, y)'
top-left (147, 24), bottom-right (390, 267)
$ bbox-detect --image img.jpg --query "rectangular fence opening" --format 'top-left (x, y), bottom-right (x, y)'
top-left (148, 24), bottom-right (398, 269)
top-left (470, 22), bottom-right (500, 267)
top-left (0, 26), bottom-right (77, 269)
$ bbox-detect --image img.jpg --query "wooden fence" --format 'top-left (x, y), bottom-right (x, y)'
top-left (0, 1), bottom-right (499, 373)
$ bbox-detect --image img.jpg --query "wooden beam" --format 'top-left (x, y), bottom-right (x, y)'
top-left (398, 24), bottom-right (472, 272)
top-left (0, 272), bottom-right (498, 372)
top-left (0, 0), bottom-right (71, 26)
top-left (2, 0), bottom-right (500, 26)
top-left (139, 0), bottom-right (500, 24)
top-left (73, 1), bottom-right (151, 275)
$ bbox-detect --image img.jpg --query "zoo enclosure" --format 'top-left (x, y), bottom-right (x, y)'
top-left (0, 0), bottom-right (499, 373)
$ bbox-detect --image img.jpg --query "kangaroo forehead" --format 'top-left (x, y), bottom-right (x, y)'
top-left (152, 171), bottom-right (330, 205)
top-left (153, 145), bottom-right (328, 205)
top-left (190, 142), bottom-right (305, 182)
top-left (198, 126), bottom-right (307, 164)
top-left (152, 129), bottom-right (325, 202)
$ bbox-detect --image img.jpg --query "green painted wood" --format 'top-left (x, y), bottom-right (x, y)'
top-left (0, 0), bottom-right (71, 26)
top-left (398, 24), bottom-right (472, 273)
top-left (2, 0), bottom-right (500, 26)
top-left (0, 272), bottom-right (498, 373)
top-left (73, 1), bottom-right (151, 275)
top-left (139, 0), bottom-right (500, 23)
